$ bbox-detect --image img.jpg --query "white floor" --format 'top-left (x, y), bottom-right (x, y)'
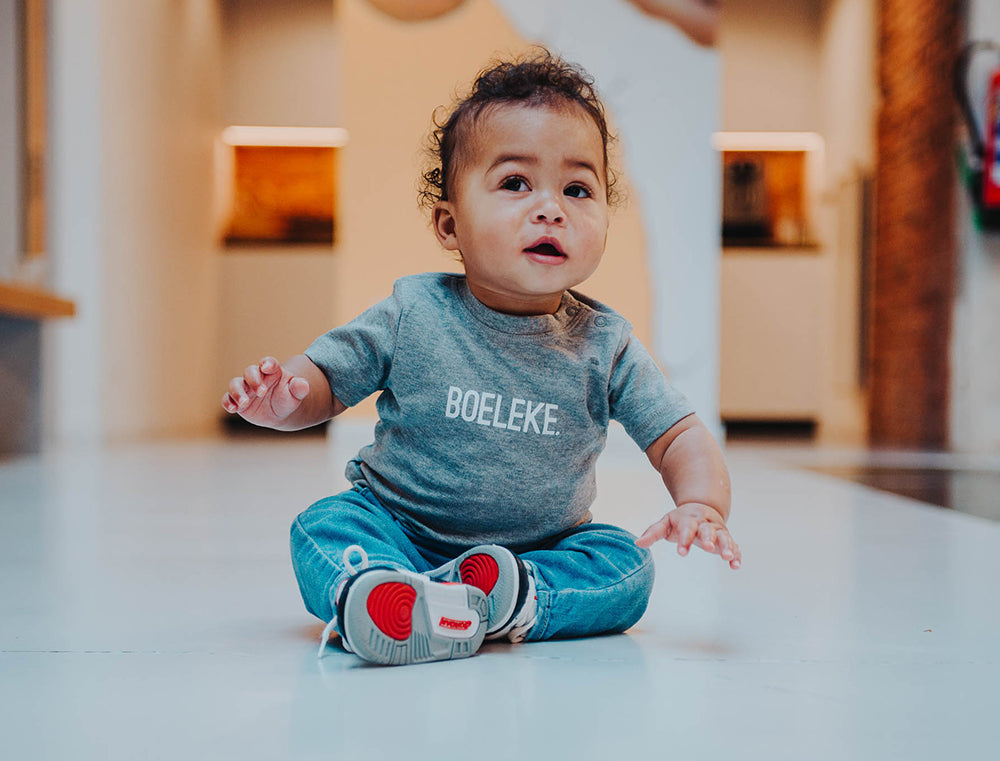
top-left (2, 425), bottom-right (998, 760)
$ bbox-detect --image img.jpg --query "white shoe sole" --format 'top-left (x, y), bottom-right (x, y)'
top-left (338, 569), bottom-right (488, 666)
top-left (427, 545), bottom-right (527, 637)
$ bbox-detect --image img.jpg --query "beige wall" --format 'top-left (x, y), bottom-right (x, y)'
top-left (221, 0), bottom-right (338, 127)
top-left (217, 252), bottom-right (336, 393)
top-left (815, 0), bottom-right (877, 443)
top-left (718, 0), bottom-right (875, 442)
top-left (337, 0), bottom-right (650, 417)
top-left (99, 1), bottom-right (222, 439)
top-left (215, 0), bottom-right (337, 402)
top-left (718, 0), bottom-right (825, 424)
top-left (45, 0), bottom-right (223, 444)
top-left (721, 0), bottom-right (823, 133)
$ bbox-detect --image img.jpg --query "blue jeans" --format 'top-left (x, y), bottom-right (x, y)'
top-left (289, 485), bottom-right (655, 641)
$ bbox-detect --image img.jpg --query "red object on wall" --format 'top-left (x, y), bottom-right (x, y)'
top-left (982, 66), bottom-right (1000, 209)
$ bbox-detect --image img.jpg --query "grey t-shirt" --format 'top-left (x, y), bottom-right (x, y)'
top-left (305, 273), bottom-right (693, 548)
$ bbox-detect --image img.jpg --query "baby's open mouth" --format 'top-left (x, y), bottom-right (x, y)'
top-left (525, 242), bottom-right (566, 257)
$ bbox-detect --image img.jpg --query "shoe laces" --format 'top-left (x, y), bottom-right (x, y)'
top-left (317, 544), bottom-right (369, 659)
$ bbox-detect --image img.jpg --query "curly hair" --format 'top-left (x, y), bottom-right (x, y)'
top-left (418, 49), bottom-right (619, 211)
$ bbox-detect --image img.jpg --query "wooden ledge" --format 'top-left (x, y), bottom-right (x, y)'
top-left (0, 281), bottom-right (76, 320)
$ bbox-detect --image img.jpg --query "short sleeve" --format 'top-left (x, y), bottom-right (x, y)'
top-left (608, 332), bottom-right (694, 451)
top-left (304, 289), bottom-right (402, 408)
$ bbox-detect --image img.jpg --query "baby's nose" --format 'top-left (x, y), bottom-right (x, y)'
top-left (533, 195), bottom-right (565, 223)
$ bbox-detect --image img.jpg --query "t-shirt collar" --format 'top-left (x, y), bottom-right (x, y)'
top-left (454, 276), bottom-right (583, 335)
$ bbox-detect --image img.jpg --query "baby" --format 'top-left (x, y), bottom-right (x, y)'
top-left (223, 50), bottom-right (739, 666)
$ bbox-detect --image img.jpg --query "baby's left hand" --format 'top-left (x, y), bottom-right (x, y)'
top-left (636, 503), bottom-right (741, 569)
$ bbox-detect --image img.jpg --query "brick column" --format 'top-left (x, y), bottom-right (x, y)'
top-left (870, 0), bottom-right (961, 447)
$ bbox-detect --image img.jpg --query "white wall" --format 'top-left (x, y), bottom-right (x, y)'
top-left (44, 0), bottom-right (104, 444)
top-left (953, 0), bottom-right (1000, 451)
top-left (44, 0), bottom-right (223, 445)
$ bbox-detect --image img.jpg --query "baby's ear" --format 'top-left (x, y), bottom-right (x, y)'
top-left (432, 201), bottom-right (460, 251)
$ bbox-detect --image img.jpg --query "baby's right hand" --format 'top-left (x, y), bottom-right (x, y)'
top-left (222, 356), bottom-right (311, 429)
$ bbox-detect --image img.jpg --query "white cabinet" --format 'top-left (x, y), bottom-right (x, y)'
top-left (720, 248), bottom-right (823, 420)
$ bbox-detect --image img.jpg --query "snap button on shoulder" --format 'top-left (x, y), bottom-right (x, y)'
top-left (594, 316), bottom-right (608, 327)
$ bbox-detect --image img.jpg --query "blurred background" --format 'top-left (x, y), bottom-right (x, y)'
top-left (1, 0), bottom-right (997, 459)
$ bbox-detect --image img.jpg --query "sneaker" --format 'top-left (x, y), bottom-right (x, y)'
top-left (317, 546), bottom-right (489, 666)
top-left (428, 545), bottom-right (537, 642)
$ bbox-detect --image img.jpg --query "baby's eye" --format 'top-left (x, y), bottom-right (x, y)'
top-left (500, 176), bottom-right (529, 192)
top-left (564, 184), bottom-right (592, 199)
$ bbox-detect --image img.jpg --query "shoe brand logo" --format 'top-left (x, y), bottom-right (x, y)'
top-left (438, 617), bottom-right (472, 631)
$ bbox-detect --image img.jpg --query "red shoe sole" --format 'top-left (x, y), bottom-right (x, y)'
top-left (459, 554), bottom-right (500, 595)
top-left (366, 582), bottom-right (416, 640)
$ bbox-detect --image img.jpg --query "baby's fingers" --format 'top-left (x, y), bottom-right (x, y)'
top-left (705, 528), bottom-right (741, 569)
top-left (258, 356), bottom-right (282, 381)
top-left (722, 534), bottom-right (742, 569)
top-left (222, 391), bottom-right (239, 414)
top-left (288, 376), bottom-right (310, 401)
top-left (243, 362), bottom-right (270, 399)
top-left (268, 375), bottom-right (309, 419)
top-left (694, 522), bottom-right (742, 569)
top-left (696, 522), bottom-right (718, 552)
top-left (635, 516), bottom-right (670, 548)
top-left (673, 518), bottom-right (699, 557)
top-left (226, 376), bottom-right (252, 411)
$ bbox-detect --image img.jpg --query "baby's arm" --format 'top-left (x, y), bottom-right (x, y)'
top-left (222, 355), bottom-right (346, 431)
top-left (636, 414), bottom-right (741, 569)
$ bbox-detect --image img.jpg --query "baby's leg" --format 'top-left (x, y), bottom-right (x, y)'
top-left (289, 485), bottom-right (428, 623)
top-left (519, 523), bottom-right (655, 641)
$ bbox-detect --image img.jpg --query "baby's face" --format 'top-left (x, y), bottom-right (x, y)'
top-left (433, 102), bottom-right (610, 315)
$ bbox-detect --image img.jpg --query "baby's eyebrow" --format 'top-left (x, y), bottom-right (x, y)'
top-left (564, 158), bottom-right (601, 181)
top-left (487, 154), bottom-right (601, 181)
top-left (488, 154), bottom-right (536, 172)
